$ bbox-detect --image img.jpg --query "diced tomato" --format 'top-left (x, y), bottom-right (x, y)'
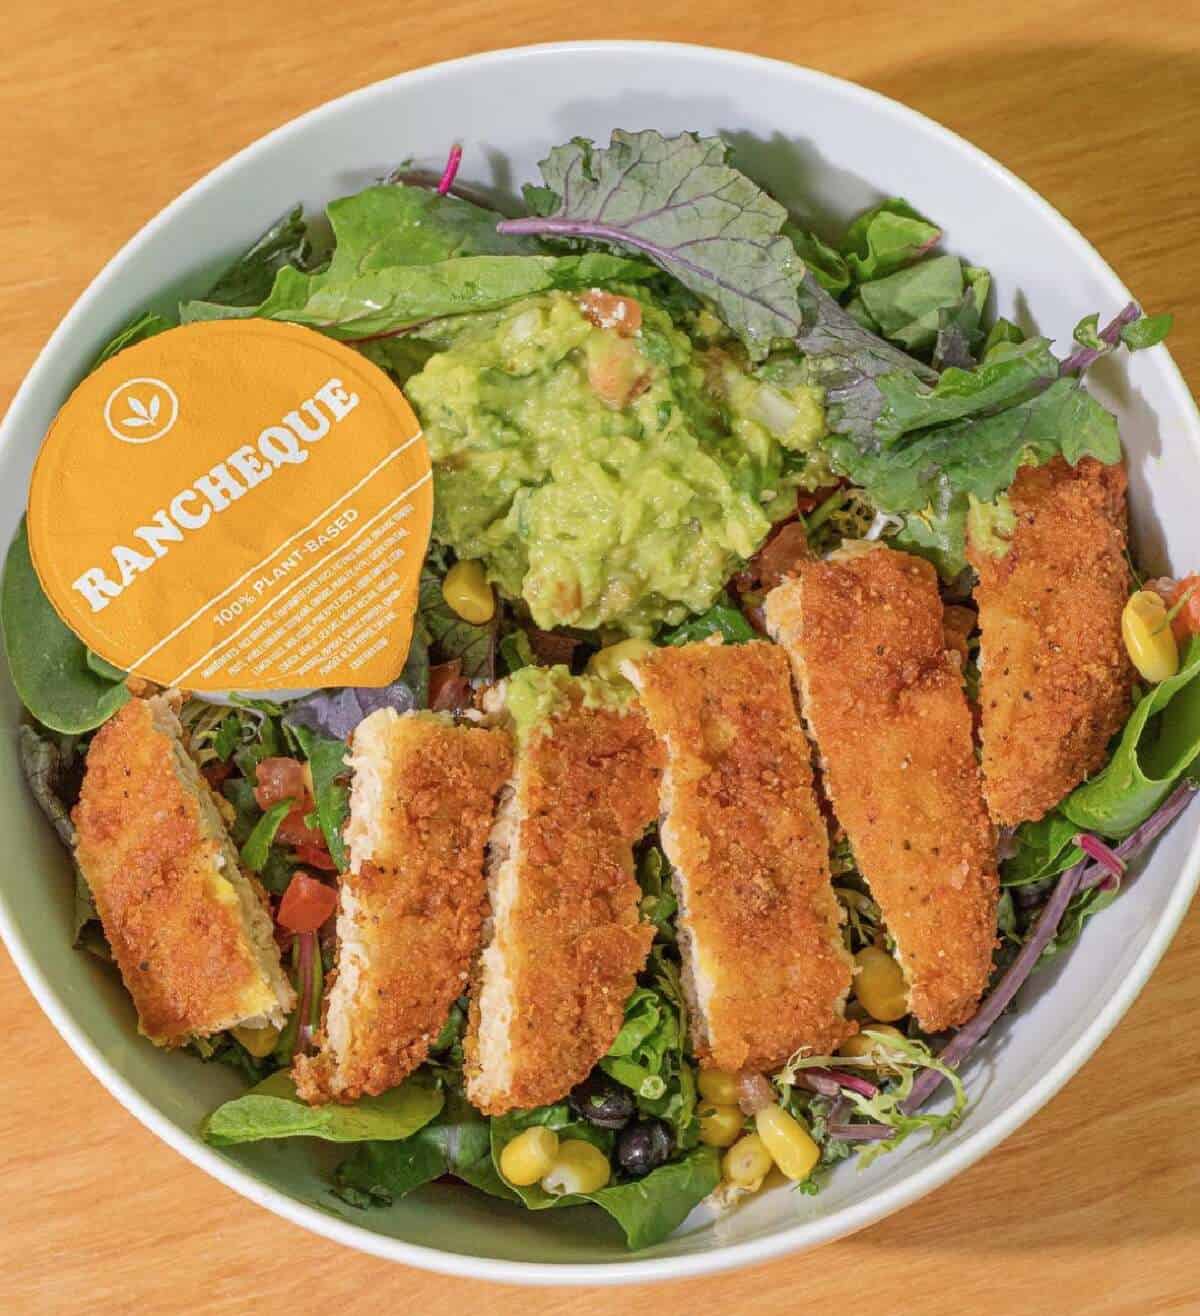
top-left (202, 760), bottom-right (233, 789)
top-left (585, 334), bottom-right (651, 410)
top-left (429, 659), bottom-right (474, 712)
top-left (752, 521), bottom-right (812, 591)
top-left (528, 627), bottom-right (578, 667)
top-left (277, 873), bottom-right (338, 934)
top-left (579, 289), bottom-right (642, 337)
top-left (291, 840), bottom-right (337, 871)
top-left (276, 806), bottom-right (326, 851)
top-left (254, 756), bottom-right (311, 811)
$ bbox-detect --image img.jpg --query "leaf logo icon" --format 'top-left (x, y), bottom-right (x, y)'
top-left (104, 378), bottom-right (179, 444)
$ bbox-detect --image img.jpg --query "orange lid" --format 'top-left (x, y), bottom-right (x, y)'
top-left (28, 319), bottom-right (432, 691)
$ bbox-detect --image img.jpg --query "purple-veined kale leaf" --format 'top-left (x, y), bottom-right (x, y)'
top-left (497, 130), bottom-right (805, 360)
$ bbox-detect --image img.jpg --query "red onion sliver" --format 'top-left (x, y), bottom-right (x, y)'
top-left (436, 143), bottom-right (463, 196)
top-left (903, 780), bottom-right (1198, 1113)
top-left (295, 930), bottom-right (316, 1054)
top-left (737, 1071), bottom-right (776, 1115)
top-left (1077, 832), bottom-right (1126, 880)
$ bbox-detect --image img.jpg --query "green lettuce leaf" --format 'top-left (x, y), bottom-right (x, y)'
top-left (857, 254), bottom-right (967, 354)
top-left (871, 336), bottom-right (1059, 445)
top-left (92, 311), bottom-right (175, 369)
top-left (2, 521), bottom-right (130, 734)
top-left (495, 130), bottom-right (805, 360)
top-left (490, 1106), bottom-right (718, 1251)
top-left (784, 224), bottom-right (850, 295)
top-left (840, 198), bottom-right (941, 282)
top-left (1063, 637), bottom-right (1200, 836)
top-left (203, 205), bottom-right (313, 308)
top-left (600, 949), bottom-right (698, 1147)
top-left (201, 1070), bottom-right (443, 1146)
top-left (239, 797), bottom-right (293, 873)
top-left (830, 377), bottom-right (1122, 576)
top-left (183, 250), bottom-right (654, 339)
top-left (289, 724), bottom-right (351, 870)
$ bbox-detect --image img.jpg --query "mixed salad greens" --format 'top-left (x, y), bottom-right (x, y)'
top-left (6, 129), bottom-right (1197, 1251)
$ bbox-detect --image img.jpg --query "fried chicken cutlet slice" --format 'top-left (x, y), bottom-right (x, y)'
top-left (627, 640), bottom-right (855, 1071)
top-left (464, 669), bottom-right (662, 1116)
top-left (766, 545), bottom-right (997, 1032)
top-left (72, 695), bottom-right (295, 1047)
top-left (294, 710), bottom-right (511, 1104)
top-left (968, 456), bottom-right (1133, 825)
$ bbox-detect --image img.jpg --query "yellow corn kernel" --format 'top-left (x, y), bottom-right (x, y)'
top-left (854, 946), bottom-right (909, 1022)
top-left (838, 1024), bottom-right (906, 1066)
top-left (301, 761), bottom-right (315, 801)
top-left (442, 559), bottom-right (495, 625)
top-left (755, 1104), bottom-right (820, 1182)
top-left (697, 1069), bottom-right (741, 1106)
top-left (587, 637), bottom-right (656, 682)
top-left (1122, 590), bottom-right (1179, 683)
top-left (698, 1102), bottom-right (745, 1148)
top-left (540, 1138), bottom-right (611, 1196)
top-left (499, 1126), bottom-right (559, 1187)
top-left (722, 1133), bottom-right (774, 1190)
top-left (231, 1023), bottom-right (281, 1058)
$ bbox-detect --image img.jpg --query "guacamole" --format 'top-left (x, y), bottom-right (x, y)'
top-left (406, 290), bottom-right (826, 634)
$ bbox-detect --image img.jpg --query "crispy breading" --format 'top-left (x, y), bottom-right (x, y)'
top-left (465, 685), bottom-right (662, 1116)
top-left (72, 696), bottom-right (294, 1047)
top-left (629, 640), bottom-right (855, 1071)
top-left (968, 457), bottom-right (1133, 825)
top-left (294, 710), bottom-right (511, 1104)
top-left (766, 546), bottom-right (998, 1032)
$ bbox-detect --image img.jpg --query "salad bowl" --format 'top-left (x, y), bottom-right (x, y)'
top-left (1, 40), bottom-right (1198, 1284)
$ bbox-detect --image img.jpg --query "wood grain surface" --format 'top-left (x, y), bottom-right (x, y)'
top-left (2, 3), bottom-right (1197, 1313)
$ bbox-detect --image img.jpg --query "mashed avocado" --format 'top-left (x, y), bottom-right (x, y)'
top-left (406, 290), bottom-right (826, 634)
top-left (501, 664), bottom-right (632, 745)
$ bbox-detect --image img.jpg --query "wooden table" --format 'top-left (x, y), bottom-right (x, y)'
top-left (2, 3), bottom-right (1197, 1312)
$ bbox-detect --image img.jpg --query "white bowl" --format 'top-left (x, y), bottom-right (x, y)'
top-left (2, 40), bottom-right (1197, 1286)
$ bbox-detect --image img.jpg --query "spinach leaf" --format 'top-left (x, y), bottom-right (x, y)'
top-left (496, 130), bottom-right (805, 360)
top-left (288, 724), bottom-right (351, 871)
top-left (1063, 637), bottom-right (1200, 836)
top-left (2, 521), bottom-right (130, 734)
top-left (661, 599), bottom-right (754, 646)
top-left (1002, 810), bottom-right (1083, 887)
top-left (490, 1108), bottom-right (718, 1250)
top-left (239, 798), bottom-right (293, 872)
top-left (840, 198), bottom-right (941, 282)
top-left (335, 1091), bottom-right (515, 1206)
top-left (202, 1070), bottom-right (443, 1146)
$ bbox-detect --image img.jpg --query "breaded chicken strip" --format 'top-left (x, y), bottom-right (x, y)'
top-left (294, 710), bottom-right (511, 1104)
top-left (628, 640), bottom-right (855, 1071)
top-left (766, 546), bottom-right (997, 1032)
top-left (968, 457), bottom-right (1133, 825)
top-left (465, 670), bottom-right (662, 1116)
top-left (73, 695), bottom-right (295, 1047)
